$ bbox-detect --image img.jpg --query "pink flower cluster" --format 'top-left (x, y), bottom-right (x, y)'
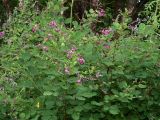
top-left (77, 56), bottom-right (85, 65)
top-left (49, 21), bottom-right (57, 28)
top-left (64, 47), bottom-right (85, 76)
top-left (98, 8), bottom-right (105, 17)
top-left (101, 28), bottom-right (112, 35)
top-left (33, 20), bottom-right (60, 51)
top-left (66, 47), bottom-right (85, 64)
top-left (49, 21), bottom-right (61, 33)
top-left (0, 31), bottom-right (5, 38)
top-left (76, 79), bottom-right (82, 84)
top-left (32, 20), bottom-right (58, 33)
top-left (66, 47), bottom-right (77, 59)
top-left (103, 44), bottom-right (110, 49)
top-left (32, 24), bottom-right (39, 33)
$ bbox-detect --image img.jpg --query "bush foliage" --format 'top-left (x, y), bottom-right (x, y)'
top-left (0, 0), bottom-right (160, 120)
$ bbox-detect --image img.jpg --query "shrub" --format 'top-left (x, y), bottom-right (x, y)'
top-left (0, 0), bottom-right (160, 120)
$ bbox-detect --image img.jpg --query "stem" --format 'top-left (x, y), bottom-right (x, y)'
top-left (70, 0), bottom-right (74, 27)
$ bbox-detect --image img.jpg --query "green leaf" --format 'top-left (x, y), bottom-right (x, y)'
top-left (103, 61), bottom-right (114, 67)
top-left (91, 101), bottom-right (103, 106)
top-left (119, 81), bottom-right (127, 89)
top-left (74, 106), bottom-right (83, 112)
top-left (109, 105), bottom-right (120, 115)
top-left (19, 113), bottom-right (25, 119)
top-left (76, 96), bottom-right (86, 100)
top-left (138, 84), bottom-right (146, 89)
top-left (138, 23), bottom-right (154, 35)
top-left (27, 66), bottom-right (39, 76)
top-left (83, 43), bottom-right (93, 60)
top-left (19, 79), bottom-right (33, 88)
top-left (104, 96), bottom-right (110, 103)
top-left (103, 105), bottom-right (109, 111)
top-left (73, 21), bottom-right (79, 28)
top-left (43, 91), bottom-right (53, 96)
top-left (45, 100), bottom-right (55, 109)
top-left (21, 52), bottom-right (31, 61)
top-left (30, 115), bottom-right (40, 120)
top-left (138, 23), bottom-right (146, 34)
top-left (64, 18), bottom-right (72, 24)
top-left (112, 22), bottom-right (122, 30)
top-left (72, 112), bottom-right (80, 120)
top-left (82, 92), bottom-right (97, 98)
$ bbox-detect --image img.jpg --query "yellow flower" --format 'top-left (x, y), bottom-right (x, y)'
top-left (36, 102), bottom-right (40, 108)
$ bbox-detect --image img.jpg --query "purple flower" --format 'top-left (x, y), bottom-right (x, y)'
top-left (32, 28), bottom-right (36, 33)
top-left (98, 8), bottom-right (105, 17)
top-left (67, 50), bottom-right (74, 59)
top-left (49, 21), bottom-right (57, 28)
top-left (77, 57), bottom-right (85, 65)
top-left (76, 79), bottom-right (82, 84)
top-left (32, 24), bottom-right (39, 33)
top-left (66, 47), bottom-right (77, 59)
top-left (101, 28), bottom-right (112, 35)
top-left (0, 31), bottom-right (5, 38)
top-left (64, 67), bottom-right (70, 74)
top-left (71, 46), bottom-right (77, 51)
top-left (128, 24), bottom-right (137, 31)
top-left (103, 44), bottom-right (110, 49)
top-left (96, 32), bottom-right (99, 36)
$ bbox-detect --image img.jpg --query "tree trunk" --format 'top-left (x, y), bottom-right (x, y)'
top-left (18, 0), bottom-right (24, 10)
top-left (2, 0), bottom-right (11, 16)
top-left (114, 0), bottom-right (124, 20)
top-left (126, 0), bottom-right (138, 16)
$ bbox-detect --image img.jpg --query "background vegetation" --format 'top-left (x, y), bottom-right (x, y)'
top-left (0, 0), bottom-right (160, 120)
